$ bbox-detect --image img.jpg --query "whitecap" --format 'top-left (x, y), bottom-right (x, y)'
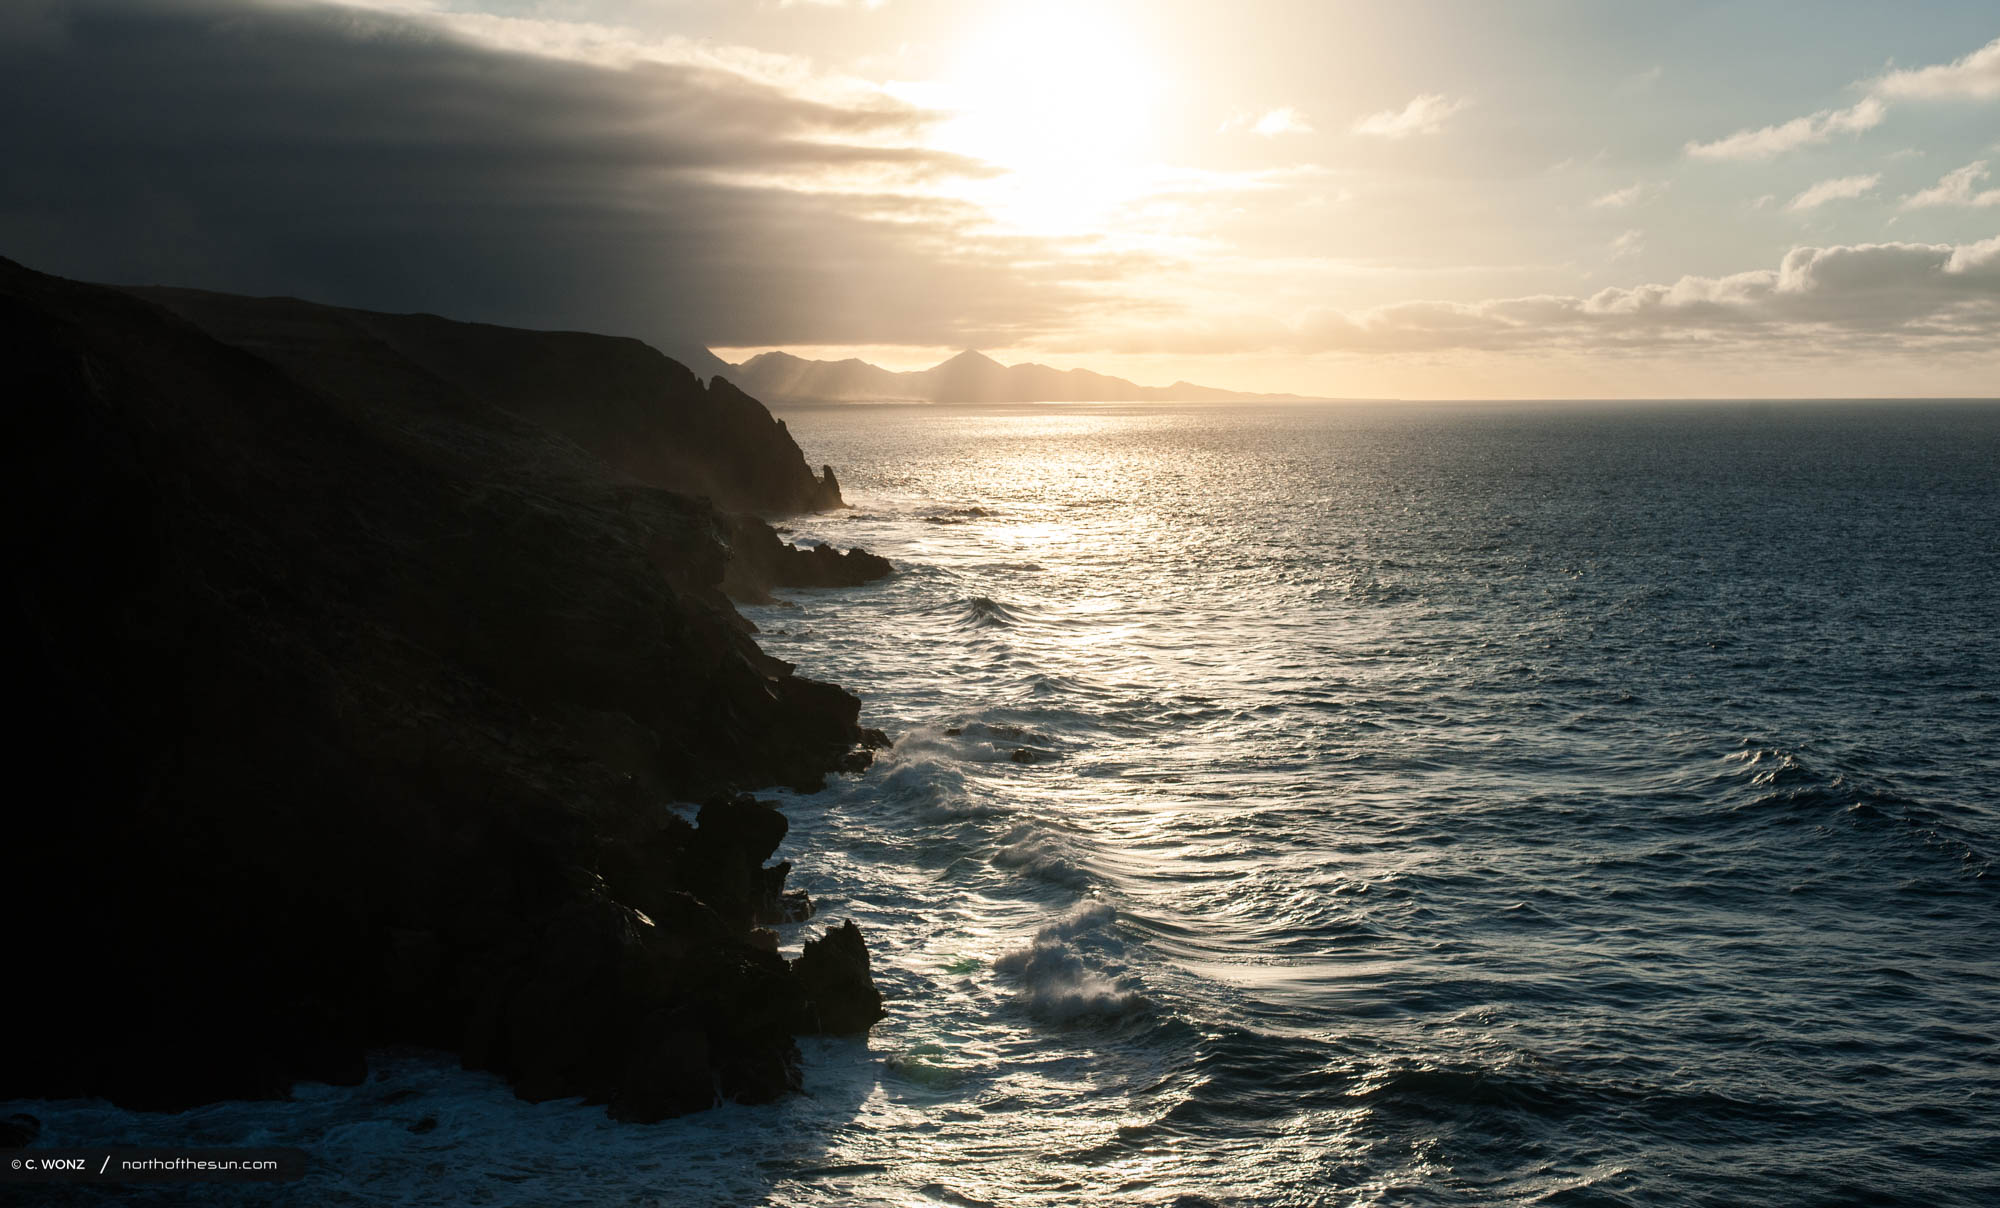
top-left (993, 902), bottom-right (1148, 1021)
top-left (991, 830), bottom-right (1091, 888)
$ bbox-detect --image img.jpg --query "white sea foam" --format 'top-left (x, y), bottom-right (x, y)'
top-left (990, 829), bottom-right (1090, 887)
top-left (993, 902), bottom-right (1148, 1021)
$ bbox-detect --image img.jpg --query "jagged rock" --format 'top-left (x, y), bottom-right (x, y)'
top-left (695, 944), bottom-right (810, 1105)
top-left (793, 921), bottom-right (887, 1036)
top-left (721, 512), bottom-right (892, 602)
top-left (778, 890), bottom-right (816, 922)
top-left (679, 795), bottom-right (793, 930)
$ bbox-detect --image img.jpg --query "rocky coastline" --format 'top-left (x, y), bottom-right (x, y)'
top-left (1, 258), bottom-right (892, 1121)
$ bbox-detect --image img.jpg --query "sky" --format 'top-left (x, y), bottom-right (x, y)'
top-left (4, 0), bottom-right (1999, 398)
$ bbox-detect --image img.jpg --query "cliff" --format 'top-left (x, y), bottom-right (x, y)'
top-left (0, 259), bottom-right (885, 1120)
top-left (130, 287), bottom-right (843, 515)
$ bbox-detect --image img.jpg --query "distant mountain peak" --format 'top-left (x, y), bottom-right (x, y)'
top-left (726, 347), bottom-right (1308, 405)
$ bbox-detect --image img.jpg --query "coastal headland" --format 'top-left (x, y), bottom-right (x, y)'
top-left (1, 258), bottom-right (892, 1122)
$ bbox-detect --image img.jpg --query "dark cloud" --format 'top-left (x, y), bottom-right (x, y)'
top-left (0, 0), bottom-right (1121, 349)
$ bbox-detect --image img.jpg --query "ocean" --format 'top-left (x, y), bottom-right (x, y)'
top-left (16, 400), bottom-right (1999, 1206)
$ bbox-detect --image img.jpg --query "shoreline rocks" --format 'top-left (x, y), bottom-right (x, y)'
top-left (0, 257), bottom-right (889, 1120)
top-left (722, 513), bottom-right (894, 602)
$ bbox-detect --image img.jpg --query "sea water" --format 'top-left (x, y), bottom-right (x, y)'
top-left (14, 400), bottom-right (1998, 1206)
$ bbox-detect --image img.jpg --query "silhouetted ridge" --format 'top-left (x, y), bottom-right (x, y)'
top-left (728, 348), bottom-right (1309, 404)
top-left (131, 286), bottom-right (842, 514)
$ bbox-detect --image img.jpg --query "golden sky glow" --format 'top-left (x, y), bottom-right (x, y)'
top-left (7, 0), bottom-right (2000, 397)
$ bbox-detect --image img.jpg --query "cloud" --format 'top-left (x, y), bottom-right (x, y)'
top-left (1590, 181), bottom-right (1664, 209)
top-left (1873, 35), bottom-right (2000, 101)
top-left (1352, 93), bottom-right (1467, 139)
top-left (1091, 235), bottom-right (2000, 357)
top-left (1685, 97), bottom-right (1884, 160)
top-left (0, 0), bottom-right (1139, 351)
top-left (1686, 36), bottom-right (2000, 162)
top-left (1251, 107), bottom-right (1313, 136)
top-left (1220, 106), bottom-right (1314, 136)
top-left (1608, 229), bottom-right (1645, 260)
top-left (1788, 173), bottom-right (1882, 211)
top-left (1903, 160), bottom-right (2000, 209)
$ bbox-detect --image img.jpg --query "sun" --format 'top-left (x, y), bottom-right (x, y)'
top-left (902, 3), bottom-right (1163, 235)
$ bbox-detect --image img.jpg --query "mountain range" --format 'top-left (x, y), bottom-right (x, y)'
top-left (724, 348), bottom-right (1306, 404)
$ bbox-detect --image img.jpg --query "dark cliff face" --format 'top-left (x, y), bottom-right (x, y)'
top-left (128, 286), bottom-right (844, 515)
top-left (0, 259), bottom-right (882, 1118)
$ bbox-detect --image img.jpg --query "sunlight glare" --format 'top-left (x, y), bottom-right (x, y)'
top-left (906, 3), bottom-right (1161, 235)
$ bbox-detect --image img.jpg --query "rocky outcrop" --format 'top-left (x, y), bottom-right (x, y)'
top-left (129, 285), bottom-right (845, 514)
top-left (793, 921), bottom-right (888, 1035)
top-left (722, 513), bottom-right (894, 603)
top-left (0, 258), bottom-right (886, 1120)
top-left (132, 285), bottom-right (885, 604)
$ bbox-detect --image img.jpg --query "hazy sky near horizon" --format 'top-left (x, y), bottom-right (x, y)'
top-left (5, 0), bottom-right (2000, 397)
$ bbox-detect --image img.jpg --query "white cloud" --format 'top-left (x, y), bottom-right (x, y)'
top-left (1102, 235), bottom-right (2000, 357)
top-left (1352, 93), bottom-right (1467, 139)
top-left (1590, 180), bottom-right (1664, 209)
top-left (1609, 229), bottom-right (1644, 260)
top-left (1252, 106), bottom-right (1312, 136)
top-left (1219, 106), bottom-right (1314, 136)
top-left (1903, 160), bottom-right (2000, 209)
top-left (1750, 193), bottom-right (1777, 210)
top-left (1685, 97), bottom-right (1884, 160)
top-left (1788, 173), bottom-right (1882, 211)
top-left (1873, 35), bottom-right (2000, 101)
top-left (1686, 36), bottom-right (2000, 163)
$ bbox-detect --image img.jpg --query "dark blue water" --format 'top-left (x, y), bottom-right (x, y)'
top-left (13, 400), bottom-right (1997, 1205)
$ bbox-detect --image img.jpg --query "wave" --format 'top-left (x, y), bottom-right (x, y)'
top-left (948, 595), bottom-right (1023, 630)
top-left (895, 721), bottom-right (1058, 767)
top-left (922, 506), bottom-right (995, 526)
top-left (991, 828), bottom-right (1091, 888)
top-left (993, 902), bottom-right (1148, 1021)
